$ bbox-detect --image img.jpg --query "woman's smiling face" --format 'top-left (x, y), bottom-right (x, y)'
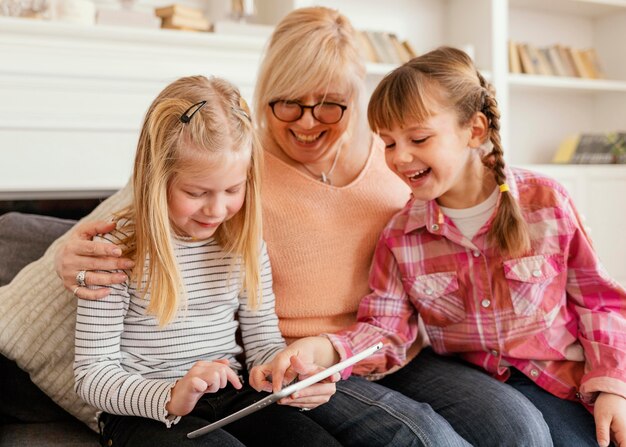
top-left (266, 83), bottom-right (351, 166)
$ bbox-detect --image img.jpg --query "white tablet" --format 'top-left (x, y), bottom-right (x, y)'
top-left (187, 341), bottom-right (383, 439)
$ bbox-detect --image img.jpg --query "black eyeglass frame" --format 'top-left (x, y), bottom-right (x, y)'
top-left (180, 100), bottom-right (207, 124)
top-left (268, 100), bottom-right (348, 124)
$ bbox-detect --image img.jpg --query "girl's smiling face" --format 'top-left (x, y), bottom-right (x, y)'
top-left (380, 106), bottom-right (487, 208)
top-left (168, 150), bottom-right (250, 240)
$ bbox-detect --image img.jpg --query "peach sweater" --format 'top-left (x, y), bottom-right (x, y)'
top-left (262, 137), bottom-right (410, 341)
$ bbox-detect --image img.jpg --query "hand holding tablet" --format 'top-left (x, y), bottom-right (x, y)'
top-left (187, 341), bottom-right (383, 439)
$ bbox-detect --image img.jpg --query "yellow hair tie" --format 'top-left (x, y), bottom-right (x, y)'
top-left (499, 183), bottom-right (510, 193)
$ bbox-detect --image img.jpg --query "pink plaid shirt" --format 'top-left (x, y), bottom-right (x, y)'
top-left (327, 167), bottom-right (626, 408)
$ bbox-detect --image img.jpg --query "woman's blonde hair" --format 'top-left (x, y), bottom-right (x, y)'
top-left (254, 6), bottom-right (367, 145)
top-left (117, 75), bottom-right (263, 326)
top-left (368, 46), bottom-right (530, 257)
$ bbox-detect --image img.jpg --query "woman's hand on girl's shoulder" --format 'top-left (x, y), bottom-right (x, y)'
top-left (54, 219), bottom-right (134, 300)
top-left (167, 359), bottom-right (242, 417)
top-left (594, 392), bottom-right (626, 447)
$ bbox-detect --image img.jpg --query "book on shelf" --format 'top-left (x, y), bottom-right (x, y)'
top-left (569, 48), bottom-right (594, 79)
top-left (161, 14), bottom-right (211, 31)
top-left (556, 45), bottom-right (579, 77)
top-left (581, 48), bottom-right (605, 79)
top-left (545, 46), bottom-right (567, 77)
top-left (508, 40), bottom-right (522, 74)
top-left (553, 132), bottom-right (626, 164)
top-left (155, 4), bottom-right (204, 20)
top-left (355, 30), bottom-right (380, 63)
top-left (358, 30), bottom-right (416, 65)
top-left (369, 31), bottom-right (403, 64)
top-left (402, 40), bottom-right (417, 59)
top-left (155, 3), bottom-right (210, 32)
top-left (518, 43), bottom-right (537, 75)
top-left (527, 44), bottom-right (552, 76)
top-left (512, 42), bottom-right (607, 80)
top-left (388, 33), bottom-right (413, 63)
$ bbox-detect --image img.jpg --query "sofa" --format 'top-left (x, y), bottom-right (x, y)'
top-left (0, 212), bottom-right (98, 446)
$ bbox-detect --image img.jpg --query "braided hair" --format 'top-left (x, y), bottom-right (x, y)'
top-left (368, 46), bottom-right (530, 257)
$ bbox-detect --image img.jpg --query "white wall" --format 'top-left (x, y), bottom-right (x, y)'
top-left (0, 17), bottom-right (264, 198)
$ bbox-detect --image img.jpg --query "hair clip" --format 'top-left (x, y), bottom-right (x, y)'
top-left (237, 96), bottom-right (251, 122)
top-left (180, 100), bottom-right (207, 124)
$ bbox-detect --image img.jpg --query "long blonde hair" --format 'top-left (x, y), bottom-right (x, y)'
top-left (117, 75), bottom-right (263, 326)
top-left (368, 46), bottom-right (530, 257)
top-left (254, 6), bottom-right (367, 146)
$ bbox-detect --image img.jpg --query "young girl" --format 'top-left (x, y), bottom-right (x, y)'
top-left (73, 75), bottom-right (340, 447)
top-left (259, 47), bottom-right (626, 447)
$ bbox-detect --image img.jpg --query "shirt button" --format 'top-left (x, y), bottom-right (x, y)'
top-left (424, 287), bottom-right (434, 296)
top-left (481, 299), bottom-right (491, 308)
top-left (490, 349), bottom-right (499, 356)
top-left (575, 392), bottom-right (583, 400)
top-left (431, 224), bottom-right (440, 231)
top-left (530, 369), bottom-right (539, 378)
top-left (472, 250), bottom-right (480, 257)
top-left (532, 269), bottom-right (542, 278)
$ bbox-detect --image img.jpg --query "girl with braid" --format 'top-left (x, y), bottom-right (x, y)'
top-left (259, 47), bottom-right (626, 447)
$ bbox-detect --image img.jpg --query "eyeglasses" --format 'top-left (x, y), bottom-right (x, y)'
top-left (269, 100), bottom-right (347, 124)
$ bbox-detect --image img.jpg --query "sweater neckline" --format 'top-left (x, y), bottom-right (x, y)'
top-left (264, 135), bottom-right (378, 190)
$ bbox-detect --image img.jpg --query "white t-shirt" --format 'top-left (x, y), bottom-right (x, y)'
top-left (439, 187), bottom-right (498, 240)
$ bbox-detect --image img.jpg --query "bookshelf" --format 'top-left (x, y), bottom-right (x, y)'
top-left (1, 0), bottom-right (625, 284)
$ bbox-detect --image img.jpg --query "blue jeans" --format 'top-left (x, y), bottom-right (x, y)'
top-left (377, 348), bottom-right (553, 447)
top-left (307, 375), bottom-right (471, 446)
top-left (99, 384), bottom-right (342, 447)
top-left (507, 368), bottom-right (599, 447)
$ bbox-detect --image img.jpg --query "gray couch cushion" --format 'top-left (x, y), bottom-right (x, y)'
top-left (0, 421), bottom-right (97, 447)
top-left (0, 212), bottom-right (75, 287)
top-left (0, 212), bottom-right (76, 423)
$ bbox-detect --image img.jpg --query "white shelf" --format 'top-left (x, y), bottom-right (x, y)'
top-left (510, 0), bottom-right (626, 18)
top-left (508, 74), bottom-right (626, 92)
top-left (0, 15), bottom-right (267, 52)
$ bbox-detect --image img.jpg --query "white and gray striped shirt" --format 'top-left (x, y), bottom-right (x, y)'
top-left (74, 228), bottom-right (285, 426)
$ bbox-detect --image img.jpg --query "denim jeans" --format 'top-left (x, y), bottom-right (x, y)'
top-left (507, 368), bottom-right (599, 447)
top-left (377, 348), bottom-right (554, 447)
top-left (99, 384), bottom-right (341, 447)
top-left (307, 374), bottom-right (471, 446)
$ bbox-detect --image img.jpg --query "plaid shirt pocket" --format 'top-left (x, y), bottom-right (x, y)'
top-left (405, 271), bottom-right (465, 327)
top-left (503, 254), bottom-right (565, 317)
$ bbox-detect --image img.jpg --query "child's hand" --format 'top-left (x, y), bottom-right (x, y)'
top-left (249, 337), bottom-right (340, 410)
top-left (276, 354), bottom-right (339, 410)
top-left (250, 336), bottom-right (338, 393)
top-left (166, 359), bottom-right (242, 416)
top-left (594, 392), bottom-right (626, 447)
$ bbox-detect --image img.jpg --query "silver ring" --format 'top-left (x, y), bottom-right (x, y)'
top-left (72, 286), bottom-right (81, 297)
top-left (76, 270), bottom-right (87, 287)
top-left (299, 408), bottom-right (311, 412)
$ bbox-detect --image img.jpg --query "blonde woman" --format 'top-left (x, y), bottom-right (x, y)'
top-left (73, 75), bottom-right (341, 447)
